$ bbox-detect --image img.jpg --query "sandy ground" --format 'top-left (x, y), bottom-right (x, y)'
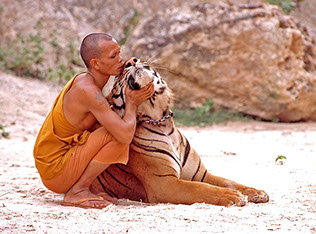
top-left (0, 71), bottom-right (315, 233)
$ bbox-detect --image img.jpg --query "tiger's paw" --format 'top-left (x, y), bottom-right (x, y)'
top-left (241, 188), bottom-right (269, 203)
top-left (216, 188), bottom-right (248, 207)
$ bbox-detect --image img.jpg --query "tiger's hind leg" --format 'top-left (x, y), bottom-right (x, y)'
top-left (91, 164), bottom-right (148, 202)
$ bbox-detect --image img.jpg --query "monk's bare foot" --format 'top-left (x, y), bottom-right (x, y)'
top-left (90, 185), bottom-right (118, 203)
top-left (62, 187), bottom-right (112, 209)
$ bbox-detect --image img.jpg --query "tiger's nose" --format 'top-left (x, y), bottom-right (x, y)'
top-left (124, 57), bottom-right (138, 68)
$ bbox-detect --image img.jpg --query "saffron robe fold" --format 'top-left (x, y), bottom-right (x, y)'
top-left (33, 74), bottom-right (90, 180)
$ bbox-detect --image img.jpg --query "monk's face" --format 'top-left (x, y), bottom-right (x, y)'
top-left (95, 39), bottom-right (124, 76)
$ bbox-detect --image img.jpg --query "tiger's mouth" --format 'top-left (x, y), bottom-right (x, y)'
top-left (126, 68), bottom-right (153, 91)
top-left (127, 74), bottom-right (141, 90)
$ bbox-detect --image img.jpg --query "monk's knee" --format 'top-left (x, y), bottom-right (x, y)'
top-left (113, 140), bottom-right (129, 154)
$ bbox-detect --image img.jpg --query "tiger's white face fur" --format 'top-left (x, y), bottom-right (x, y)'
top-left (124, 59), bottom-right (167, 93)
top-left (105, 58), bottom-right (173, 121)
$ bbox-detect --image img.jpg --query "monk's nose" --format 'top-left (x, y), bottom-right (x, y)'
top-left (125, 57), bottom-right (138, 68)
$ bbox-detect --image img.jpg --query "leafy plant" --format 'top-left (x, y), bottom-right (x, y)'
top-left (48, 65), bottom-right (76, 81)
top-left (0, 33), bottom-right (44, 77)
top-left (173, 99), bottom-right (251, 127)
top-left (48, 37), bottom-right (82, 82)
top-left (0, 30), bottom-right (83, 82)
top-left (266, 0), bottom-right (302, 14)
top-left (66, 41), bottom-right (82, 67)
top-left (195, 98), bottom-right (214, 116)
top-left (0, 125), bottom-right (9, 138)
top-left (119, 9), bottom-right (141, 46)
top-left (275, 155), bottom-right (287, 165)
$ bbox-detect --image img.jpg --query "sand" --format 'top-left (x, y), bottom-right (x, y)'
top-left (0, 72), bottom-right (315, 233)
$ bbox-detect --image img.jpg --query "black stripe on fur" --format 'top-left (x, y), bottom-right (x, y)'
top-left (113, 103), bottom-right (125, 110)
top-left (134, 135), bottom-right (168, 144)
top-left (153, 174), bottom-right (177, 178)
top-left (104, 170), bottom-right (131, 189)
top-left (192, 159), bottom-right (201, 181)
top-left (142, 126), bottom-right (166, 136)
top-left (100, 173), bottom-right (119, 198)
top-left (201, 170), bottom-right (207, 182)
top-left (182, 137), bottom-right (191, 167)
top-left (132, 141), bottom-right (181, 168)
top-left (97, 175), bottom-right (119, 199)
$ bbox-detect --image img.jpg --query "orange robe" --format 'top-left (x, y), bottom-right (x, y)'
top-left (33, 74), bottom-right (90, 180)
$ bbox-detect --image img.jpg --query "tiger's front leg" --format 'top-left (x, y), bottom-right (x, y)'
top-left (183, 147), bottom-right (269, 203)
top-left (142, 176), bottom-right (248, 207)
top-left (201, 172), bottom-right (269, 203)
top-left (128, 150), bottom-right (247, 206)
top-left (184, 148), bottom-right (269, 203)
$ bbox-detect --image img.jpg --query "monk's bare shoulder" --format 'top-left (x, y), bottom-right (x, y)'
top-left (73, 73), bottom-right (109, 107)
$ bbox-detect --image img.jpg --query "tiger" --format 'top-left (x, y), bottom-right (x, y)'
top-left (91, 57), bottom-right (269, 206)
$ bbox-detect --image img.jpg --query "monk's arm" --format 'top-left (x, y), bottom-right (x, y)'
top-left (85, 83), bottom-right (154, 144)
top-left (86, 89), bottom-right (137, 144)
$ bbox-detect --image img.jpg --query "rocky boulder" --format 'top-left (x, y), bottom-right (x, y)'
top-left (290, 0), bottom-right (316, 39)
top-left (0, 0), bottom-right (189, 78)
top-left (123, 2), bottom-right (316, 122)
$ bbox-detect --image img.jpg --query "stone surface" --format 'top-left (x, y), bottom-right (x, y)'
top-left (0, 0), bottom-right (189, 78)
top-left (0, 0), bottom-right (139, 77)
top-left (1, 0), bottom-right (316, 121)
top-left (122, 2), bottom-right (316, 121)
top-left (290, 0), bottom-right (316, 39)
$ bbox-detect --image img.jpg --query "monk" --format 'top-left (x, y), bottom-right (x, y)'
top-left (33, 33), bottom-right (154, 209)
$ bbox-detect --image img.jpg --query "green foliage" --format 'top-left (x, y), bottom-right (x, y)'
top-left (48, 65), bottom-right (76, 81)
top-left (48, 38), bottom-right (81, 81)
top-left (266, 0), bottom-right (302, 14)
top-left (0, 33), bottom-right (44, 77)
top-left (173, 99), bottom-right (251, 127)
top-left (275, 155), bottom-right (287, 165)
top-left (66, 41), bottom-right (83, 67)
top-left (275, 155), bottom-right (287, 162)
top-left (119, 9), bottom-right (141, 46)
top-left (195, 98), bottom-right (214, 116)
top-left (270, 116), bottom-right (280, 123)
top-left (0, 30), bottom-right (83, 81)
top-left (0, 124), bottom-right (9, 138)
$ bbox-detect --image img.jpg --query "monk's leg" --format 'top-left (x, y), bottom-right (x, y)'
top-left (42, 127), bottom-right (129, 208)
top-left (62, 160), bottom-right (113, 208)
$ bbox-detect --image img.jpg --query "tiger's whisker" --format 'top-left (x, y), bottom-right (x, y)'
top-left (150, 64), bottom-right (179, 75)
top-left (146, 52), bottom-right (160, 65)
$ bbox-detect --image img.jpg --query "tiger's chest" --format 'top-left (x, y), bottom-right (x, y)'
top-left (129, 123), bottom-right (186, 178)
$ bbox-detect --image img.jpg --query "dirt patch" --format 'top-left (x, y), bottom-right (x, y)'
top-left (0, 72), bottom-right (315, 233)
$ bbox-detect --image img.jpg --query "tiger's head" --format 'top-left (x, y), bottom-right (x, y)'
top-left (122, 58), bottom-right (166, 92)
top-left (104, 58), bottom-right (174, 124)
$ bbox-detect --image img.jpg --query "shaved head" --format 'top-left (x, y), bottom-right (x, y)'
top-left (80, 33), bottom-right (114, 68)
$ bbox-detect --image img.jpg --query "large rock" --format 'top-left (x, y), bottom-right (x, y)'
top-left (290, 0), bottom-right (316, 39)
top-left (1, 0), bottom-right (316, 121)
top-left (0, 0), bottom-right (190, 78)
top-left (0, 0), bottom-right (140, 78)
top-left (122, 2), bottom-right (316, 122)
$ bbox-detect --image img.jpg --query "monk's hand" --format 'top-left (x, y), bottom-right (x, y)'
top-left (126, 82), bottom-right (155, 107)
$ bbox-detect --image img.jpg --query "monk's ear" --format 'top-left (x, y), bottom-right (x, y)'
top-left (90, 58), bottom-right (99, 70)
